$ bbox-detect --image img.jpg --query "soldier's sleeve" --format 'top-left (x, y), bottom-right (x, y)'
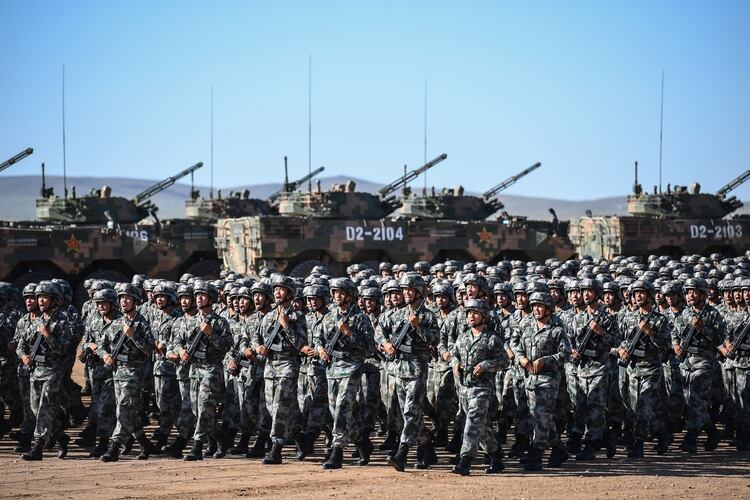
top-left (601, 312), bottom-right (619, 348)
top-left (353, 312), bottom-right (375, 350)
top-left (209, 318), bottom-right (234, 355)
top-left (417, 310), bottom-right (439, 347)
top-left (15, 321), bottom-right (30, 358)
top-left (450, 333), bottom-right (462, 368)
top-left (374, 313), bottom-right (392, 346)
top-left (313, 314), bottom-right (327, 352)
top-left (478, 334), bottom-right (509, 372)
top-left (540, 325), bottom-right (570, 369)
top-left (239, 320), bottom-right (255, 352)
top-left (437, 314), bottom-right (452, 357)
top-left (130, 322), bottom-right (154, 356)
top-left (289, 312), bottom-right (307, 351)
top-left (709, 309), bottom-right (727, 348)
top-left (95, 327), bottom-right (112, 358)
top-left (509, 323), bottom-right (524, 357)
top-left (651, 313), bottom-right (672, 351)
top-left (250, 316), bottom-right (265, 350)
top-left (670, 312), bottom-right (683, 348)
top-left (45, 319), bottom-right (69, 355)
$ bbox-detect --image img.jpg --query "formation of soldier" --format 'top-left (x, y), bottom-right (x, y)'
top-left (1, 251), bottom-right (749, 474)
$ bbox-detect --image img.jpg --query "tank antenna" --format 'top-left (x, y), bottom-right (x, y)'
top-left (658, 70), bottom-right (664, 194)
top-left (308, 54), bottom-right (312, 192)
top-left (210, 85), bottom-right (214, 199)
top-left (62, 64), bottom-right (68, 198)
top-left (423, 77), bottom-right (427, 192)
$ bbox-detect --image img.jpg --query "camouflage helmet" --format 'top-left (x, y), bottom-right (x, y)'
top-left (52, 279), bottom-right (73, 303)
top-left (493, 282), bottom-right (513, 297)
top-left (229, 284), bottom-right (243, 298)
top-left (564, 279), bottom-right (580, 292)
top-left (661, 280), bottom-right (683, 295)
top-left (193, 280), bottom-right (219, 302)
top-left (463, 262), bottom-right (477, 273)
top-left (741, 278), bottom-right (750, 290)
top-left (414, 261), bottom-right (431, 275)
top-left (378, 262), bottom-right (393, 272)
top-left (578, 278), bottom-right (602, 297)
top-left (528, 291), bottom-right (554, 309)
top-left (93, 288), bottom-right (118, 304)
top-left (270, 274), bottom-right (297, 295)
top-left (142, 279), bottom-right (156, 292)
top-left (526, 281), bottom-right (550, 295)
top-left (303, 284), bottom-right (329, 298)
top-left (179, 273), bottom-right (195, 284)
top-left (476, 262), bottom-right (489, 273)
top-left (718, 279), bottom-right (733, 292)
top-left (236, 286), bottom-right (253, 299)
top-left (602, 281), bottom-right (621, 298)
top-left (399, 273), bottom-right (426, 294)
top-left (430, 263), bottom-right (445, 275)
top-left (512, 281), bottom-right (528, 295)
top-left (251, 281), bottom-right (273, 299)
top-left (131, 274), bottom-right (146, 288)
top-left (311, 264), bottom-right (332, 275)
top-left (360, 287), bottom-right (384, 303)
top-left (444, 264), bottom-right (459, 275)
top-left (34, 281), bottom-right (62, 302)
top-left (22, 283), bottom-right (38, 297)
top-left (431, 281), bottom-right (454, 298)
top-left (464, 298), bottom-right (489, 317)
top-left (330, 277), bottom-right (358, 297)
top-left (153, 282), bottom-right (178, 304)
top-left (630, 280), bottom-right (655, 296)
top-left (83, 278), bottom-right (94, 290)
top-left (177, 284), bottom-right (194, 298)
top-left (382, 279), bottom-right (401, 294)
top-left (116, 283), bottom-right (141, 303)
top-left (683, 277), bottom-right (709, 293)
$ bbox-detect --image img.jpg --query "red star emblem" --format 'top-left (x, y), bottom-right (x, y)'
top-left (477, 227), bottom-right (492, 245)
top-left (65, 234), bottom-right (81, 253)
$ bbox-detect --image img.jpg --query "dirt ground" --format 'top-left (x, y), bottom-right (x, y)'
top-left (2, 366), bottom-right (748, 499)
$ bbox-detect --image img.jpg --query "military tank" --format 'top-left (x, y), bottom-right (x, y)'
top-left (570, 162), bottom-right (750, 259)
top-left (1, 160), bottom-right (220, 304)
top-left (216, 155), bottom-right (576, 277)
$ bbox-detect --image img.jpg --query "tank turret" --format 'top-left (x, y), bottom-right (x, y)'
top-left (276, 154), bottom-right (447, 218)
top-left (36, 162), bottom-right (203, 223)
top-left (395, 162), bottom-right (541, 220)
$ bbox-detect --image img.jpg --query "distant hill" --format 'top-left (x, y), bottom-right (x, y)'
top-left (1, 174), bottom-right (747, 221)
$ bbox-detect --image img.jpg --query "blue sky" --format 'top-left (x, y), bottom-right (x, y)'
top-left (2, 1), bottom-right (749, 200)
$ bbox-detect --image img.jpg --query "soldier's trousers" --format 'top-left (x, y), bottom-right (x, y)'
top-left (299, 368), bottom-right (328, 433)
top-left (112, 378), bottom-right (146, 444)
top-left (732, 364), bottom-right (750, 427)
top-left (237, 375), bottom-right (270, 435)
top-left (573, 370), bottom-right (609, 442)
top-left (525, 375), bottom-right (560, 450)
top-left (619, 365), bottom-right (633, 425)
top-left (359, 365), bottom-right (380, 432)
top-left (606, 359), bottom-right (625, 425)
top-left (627, 364), bottom-right (661, 441)
top-left (381, 367), bottom-right (403, 434)
top-left (426, 365), bottom-right (455, 433)
top-left (721, 362), bottom-right (738, 426)
top-left (496, 368), bottom-right (516, 422)
top-left (30, 375), bottom-right (63, 442)
top-left (680, 357), bottom-right (716, 432)
top-left (265, 375), bottom-right (300, 445)
top-left (176, 377), bottom-right (195, 440)
top-left (564, 361), bottom-right (579, 413)
top-left (458, 384), bottom-right (497, 458)
top-left (17, 369), bottom-right (35, 435)
top-left (395, 375), bottom-right (429, 447)
top-left (90, 374), bottom-right (116, 438)
top-left (190, 369), bottom-right (225, 442)
top-left (509, 365), bottom-right (530, 438)
top-left (223, 373), bottom-right (241, 430)
top-left (0, 364), bottom-right (21, 425)
top-left (155, 374), bottom-right (180, 436)
top-left (328, 374), bottom-right (363, 448)
top-left (660, 355), bottom-right (685, 429)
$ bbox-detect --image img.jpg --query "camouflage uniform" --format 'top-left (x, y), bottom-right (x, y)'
top-left (302, 310), bottom-right (329, 435)
top-left (82, 310), bottom-right (118, 440)
top-left (14, 312), bottom-right (37, 438)
top-left (432, 303), bottom-right (458, 441)
top-left (169, 311), bottom-right (197, 441)
top-left (727, 310), bottom-right (750, 448)
top-left (0, 303), bottom-right (22, 432)
top-left (151, 308), bottom-right (182, 439)
top-left (237, 310), bottom-right (272, 440)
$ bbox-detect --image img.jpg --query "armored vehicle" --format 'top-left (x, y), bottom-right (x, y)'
top-left (1, 161), bottom-right (220, 304)
top-left (570, 162), bottom-right (750, 259)
top-left (216, 155), bottom-right (575, 277)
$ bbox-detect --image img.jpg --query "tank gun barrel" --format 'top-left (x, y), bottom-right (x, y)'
top-left (133, 161), bottom-right (203, 205)
top-left (268, 165), bottom-right (325, 202)
top-left (482, 162), bottom-right (541, 199)
top-left (0, 147), bottom-right (33, 173)
top-left (716, 169), bottom-right (750, 198)
top-left (377, 153), bottom-right (448, 198)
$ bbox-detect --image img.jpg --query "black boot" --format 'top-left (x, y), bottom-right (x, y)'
top-left (705, 425), bottom-right (720, 451)
top-left (74, 425), bottom-right (97, 447)
top-left (214, 431), bottom-right (229, 459)
top-left (566, 432), bottom-right (583, 454)
top-left (14, 432), bottom-right (32, 453)
top-left (295, 432), bottom-right (308, 461)
top-left (605, 428), bottom-right (618, 458)
top-left (22, 439), bottom-right (45, 461)
top-left (206, 437), bottom-right (218, 458)
top-left (163, 436), bottom-right (188, 458)
top-left (414, 440), bottom-right (437, 469)
top-left (122, 435), bottom-right (134, 455)
top-left (450, 454), bottom-right (472, 475)
top-left (262, 441), bottom-right (283, 465)
top-left (434, 428), bottom-right (449, 447)
top-left (656, 430), bottom-right (673, 455)
top-left (680, 431), bottom-right (698, 454)
top-left (100, 441), bottom-right (121, 462)
top-left (737, 429), bottom-right (750, 452)
top-left (386, 443), bottom-right (410, 472)
top-left (89, 437), bottom-right (109, 458)
top-left (57, 433), bottom-right (69, 459)
top-left (136, 434), bottom-right (155, 460)
top-left (508, 434), bottom-right (529, 458)
top-left (303, 430), bottom-right (318, 457)
top-left (231, 433), bottom-right (252, 455)
top-left (322, 446), bottom-right (343, 469)
top-left (445, 429), bottom-right (462, 453)
top-left (548, 444), bottom-right (569, 468)
top-left (485, 447), bottom-right (505, 474)
top-left (356, 436), bottom-right (374, 466)
top-left (378, 431), bottom-right (398, 451)
top-left (575, 440), bottom-right (597, 461)
top-left (152, 431), bottom-right (169, 455)
top-left (246, 433), bottom-right (269, 458)
top-left (184, 440), bottom-right (204, 461)
top-left (627, 439), bottom-right (644, 459)
top-left (522, 447), bottom-right (544, 472)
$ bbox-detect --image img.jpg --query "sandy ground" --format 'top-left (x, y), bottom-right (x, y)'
top-left (1, 365), bottom-right (748, 499)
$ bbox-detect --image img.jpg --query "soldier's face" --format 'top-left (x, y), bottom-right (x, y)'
top-left (146, 291), bottom-right (154, 302)
top-left (253, 292), bottom-right (269, 310)
top-left (97, 301), bottom-right (112, 316)
top-left (436, 271), bottom-right (445, 279)
top-left (496, 293), bottom-right (509, 308)
top-left (633, 290), bottom-right (650, 308)
top-left (568, 290), bottom-right (581, 306)
top-left (435, 294), bottom-right (450, 310)
top-left (37, 295), bottom-right (52, 313)
top-left (389, 291), bottom-right (404, 307)
top-left (723, 291), bottom-right (734, 305)
top-left (293, 298), bottom-right (304, 311)
top-left (743, 289), bottom-right (750, 304)
top-left (195, 292), bottom-right (210, 309)
top-left (603, 292), bottom-right (619, 307)
top-left (239, 296), bottom-right (253, 313)
top-left (466, 310), bottom-right (484, 327)
top-left (25, 296), bottom-right (38, 312)
top-left (180, 295), bottom-right (194, 312)
top-left (273, 286), bottom-right (290, 304)
top-left (364, 298), bottom-right (379, 314)
top-left (686, 289), bottom-right (704, 306)
top-left (666, 292), bottom-right (681, 307)
top-left (550, 289), bottom-right (562, 304)
top-left (466, 284), bottom-right (480, 299)
top-left (120, 295), bottom-right (135, 312)
top-left (582, 289), bottom-right (597, 305)
top-left (156, 295), bottom-right (168, 309)
top-left (515, 293), bottom-right (528, 309)
top-left (383, 294), bottom-right (392, 308)
top-left (306, 296), bottom-right (324, 312)
top-left (733, 290), bottom-right (742, 304)
top-left (532, 303), bottom-right (550, 320)
top-left (402, 287), bottom-right (419, 305)
top-left (332, 289), bottom-right (350, 308)
top-left (380, 270), bottom-right (392, 278)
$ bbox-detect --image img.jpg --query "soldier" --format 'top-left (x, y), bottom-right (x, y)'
top-left (97, 284), bottom-right (156, 462)
top-left (506, 280), bottom-right (533, 458)
top-left (315, 277), bottom-right (374, 468)
top-left (376, 273), bottom-right (439, 471)
top-left (151, 282), bottom-right (182, 452)
top-left (512, 291), bottom-right (571, 472)
top-left (11, 283), bottom-right (39, 453)
top-left (429, 281), bottom-right (457, 448)
top-left (377, 279), bottom-right (404, 452)
top-left (78, 287), bottom-right (119, 458)
top-left (162, 284), bottom-right (197, 458)
top-left (617, 280), bottom-right (670, 459)
top-left (179, 280), bottom-right (233, 461)
top-left (724, 289), bottom-right (750, 450)
top-left (450, 299), bottom-right (508, 475)
top-left (672, 277), bottom-right (726, 453)
top-left (16, 282), bottom-right (70, 461)
top-left (568, 279), bottom-right (619, 460)
top-left (0, 283), bottom-right (22, 439)
top-left (358, 286), bottom-right (383, 443)
top-left (252, 275), bottom-right (308, 465)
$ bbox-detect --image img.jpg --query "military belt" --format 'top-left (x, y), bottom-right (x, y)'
top-left (686, 346), bottom-right (712, 357)
top-left (631, 349), bottom-right (646, 358)
top-left (238, 359), bottom-right (252, 368)
top-left (192, 350), bottom-right (207, 361)
top-left (582, 349), bottom-right (598, 358)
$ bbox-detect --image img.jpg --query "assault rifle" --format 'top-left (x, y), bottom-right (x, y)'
top-left (573, 308), bottom-right (607, 366)
top-left (618, 310), bottom-right (655, 367)
top-left (110, 317), bottom-right (135, 369)
top-left (28, 316), bottom-right (52, 366)
top-left (186, 311), bottom-right (212, 360)
top-left (323, 305), bottom-right (357, 364)
top-left (390, 302), bottom-right (425, 356)
top-left (677, 306), bottom-right (708, 362)
top-left (728, 318), bottom-right (750, 359)
top-left (263, 304), bottom-right (294, 352)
